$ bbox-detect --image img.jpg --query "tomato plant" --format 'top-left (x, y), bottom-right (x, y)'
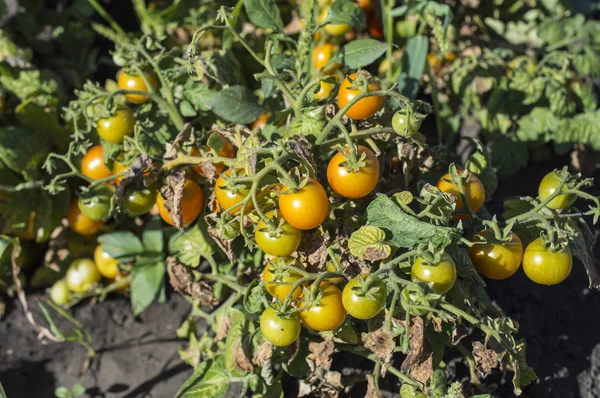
top-left (117, 69), bottom-right (159, 104)
top-left (411, 253), bottom-right (457, 294)
top-left (539, 171), bottom-right (577, 210)
top-left (94, 244), bottom-right (119, 279)
top-left (67, 200), bottom-right (103, 236)
top-left (260, 307), bottom-right (301, 347)
top-left (436, 170), bottom-right (485, 219)
top-left (122, 186), bottom-right (157, 217)
top-left (255, 211), bottom-right (302, 257)
top-left (96, 105), bottom-right (136, 144)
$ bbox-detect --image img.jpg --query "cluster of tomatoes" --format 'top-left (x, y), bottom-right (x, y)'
top-left (50, 244), bottom-right (126, 305)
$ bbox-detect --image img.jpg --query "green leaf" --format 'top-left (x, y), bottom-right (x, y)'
top-left (488, 136), bottom-right (529, 179)
top-left (176, 358), bottom-right (231, 398)
top-left (224, 308), bottom-right (248, 375)
top-left (0, 127), bottom-right (50, 181)
top-left (511, 341), bottom-right (537, 395)
top-left (71, 384), bottom-right (86, 396)
top-left (243, 279), bottom-right (266, 314)
top-left (243, 0), bottom-right (284, 32)
top-left (466, 138), bottom-right (497, 201)
top-left (567, 218), bottom-right (600, 288)
top-left (397, 35), bottom-right (428, 100)
top-left (54, 387), bottom-right (70, 398)
top-left (326, 0), bottom-right (366, 30)
top-left (366, 195), bottom-right (452, 248)
top-left (131, 257), bottom-right (165, 316)
top-left (98, 232), bottom-right (144, 261)
top-left (182, 81), bottom-right (215, 115)
top-left (143, 217), bottom-right (164, 253)
top-left (348, 226), bottom-right (392, 262)
top-left (169, 223), bottom-right (217, 268)
top-left (209, 85), bottom-right (264, 124)
top-left (342, 39), bottom-right (389, 69)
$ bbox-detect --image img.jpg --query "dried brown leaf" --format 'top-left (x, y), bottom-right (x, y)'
top-left (451, 324), bottom-right (469, 345)
top-left (214, 315), bottom-right (231, 342)
top-left (472, 341), bottom-right (499, 376)
top-left (252, 341), bottom-right (273, 367)
top-left (401, 317), bottom-right (425, 371)
top-left (298, 230), bottom-right (330, 269)
top-left (362, 328), bottom-right (395, 376)
top-left (410, 352), bottom-right (434, 389)
top-left (308, 340), bottom-right (335, 370)
top-left (287, 339), bottom-right (300, 365)
top-left (234, 339), bottom-right (254, 373)
top-left (365, 374), bottom-right (382, 398)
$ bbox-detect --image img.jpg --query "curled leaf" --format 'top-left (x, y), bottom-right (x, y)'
top-left (348, 226), bottom-right (391, 262)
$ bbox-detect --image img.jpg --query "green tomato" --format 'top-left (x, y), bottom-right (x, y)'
top-left (260, 307), bottom-right (301, 347)
top-left (522, 237), bottom-right (572, 285)
top-left (538, 171), bottom-right (576, 210)
top-left (66, 258), bottom-right (101, 294)
top-left (392, 111), bottom-right (421, 137)
top-left (411, 253), bottom-right (457, 294)
top-left (50, 279), bottom-right (70, 305)
top-left (78, 184), bottom-right (112, 221)
top-left (342, 275), bottom-right (387, 320)
top-left (123, 186), bottom-right (157, 216)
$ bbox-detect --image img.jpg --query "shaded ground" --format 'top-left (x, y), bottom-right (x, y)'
top-left (1, 165), bottom-right (599, 398)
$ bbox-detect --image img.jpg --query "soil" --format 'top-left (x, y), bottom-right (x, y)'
top-left (1, 164), bottom-right (599, 398)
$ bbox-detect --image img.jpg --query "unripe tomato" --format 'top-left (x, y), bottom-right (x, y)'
top-left (400, 384), bottom-right (427, 398)
top-left (260, 307), bottom-right (301, 347)
top-left (319, 7), bottom-right (352, 36)
top-left (522, 237), bottom-right (572, 285)
top-left (538, 171), bottom-right (576, 210)
top-left (50, 279), bottom-right (70, 305)
top-left (468, 230), bottom-right (523, 280)
top-left (436, 171), bottom-right (485, 219)
top-left (314, 80), bottom-right (336, 100)
top-left (81, 145), bottom-right (112, 181)
top-left (251, 112), bottom-right (271, 130)
top-left (327, 145), bottom-right (380, 198)
top-left (298, 282), bottom-right (346, 331)
top-left (96, 105), bottom-right (136, 144)
top-left (392, 110), bottom-right (421, 136)
top-left (94, 244), bottom-right (119, 279)
top-left (78, 184), bottom-right (112, 221)
top-left (68, 200), bottom-right (103, 236)
top-left (156, 180), bottom-right (204, 227)
top-left (337, 72), bottom-right (383, 120)
top-left (123, 186), bottom-right (157, 216)
top-left (117, 68), bottom-right (159, 104)
top-left (411, 253), bottom-right (457, 294)
top-left (342, 275), bottom-right (387, 319)
top-left (214, 170), bottom-right (253, 215)
top-left (263, 258), bottom-right (304, 301)
top-left (255, 211), bottom-right (302, 257)
top-left (191, 135), bottom-right (235, 177)
top-left (278, 178), bottom-right (329, 230)
top-left (312, 43), bottom-right (340, 73)
top-left (65, 258), bottom-right (101, 294)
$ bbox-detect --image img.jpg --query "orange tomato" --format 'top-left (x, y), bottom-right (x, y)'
top-left (81, 145), bottom-right (112, 181)
top-left (67, 200), bottom-right (103, 236)
top-left (337, 72), bottom-right (383, 120)
top-left (117, 69), bottom-right (159, 104)
top-left (436, 171), bottom-right (485, 219)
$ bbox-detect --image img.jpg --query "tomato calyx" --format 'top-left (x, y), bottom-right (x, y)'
top-left (477, 218), bottom-right (516, 245)
top-left (351, 274), bottom-right (385, 299)
top-left (400, 285), bottom-right (438, 316)
top-left (335, 144), bottom-right (373, 173)
top-left (538, 231), bottom-right (570, 254)
top-left (265, 256), bottom-right (306, 282)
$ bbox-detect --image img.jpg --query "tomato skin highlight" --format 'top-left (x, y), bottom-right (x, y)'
top-left (157, 180), bottom-right (204, 227)
top-left (436, 171), bottom-right (485, 219)
top-left (298, 282), bottom-right (346, 331)
top-left (260, 307), bottom-right (301, 347)
top-left (66, 258), bottom-right (102, 294)
top-left (81, 145), bottom-right (112, 181)
top-left (94, 244), bottom-right (119, 279)
top-left (522, 237), bottom-right (572, 285)
top-left (214, 170), bottom-right (253, 215)
top-left (327, 145), bottom-right (380, 199)
top-left (411, 253), bottom-right (457, 294)
top-left (278, 178), bottom-right (329, 230)
top-left (255, 211), bottom-right (302, 257)
top-left (96, 105), bottom-right (136, 144)
top-left (263, 259), bottom-right (304, 301)
top-left (117, 69), bottom-right (159, 104)
top-left (68, 200), bottom-right (103, 236)
top-left (538, 171), bottom-right (576, 210)
top-left (468, 230), bottom-right (523, 280)
top-left (191, 134), bottom-right (235, 177)
top-left (342, 275), bottom-right (387, 319)
top-left (337, 73), bottom-right (383, 120)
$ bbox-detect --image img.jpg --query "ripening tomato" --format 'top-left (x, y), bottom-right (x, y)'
top-left (94, 244), bottom-right (119, 279)
top-left (263, 258), bottom-right (304, 301)
top-left (327, 145), bottom-right (380, 198)
top-left (337, 72), bottom-right (383, 120)
top-left (191, 135), bottom-right (235, 177)
top-left (411, 253), bottom-right (457, 294)
top-left (50, 279), bottom-right (70, 305)
top-left (68, 200), bottom-right (103, 236)
top-left (65, 258), bottom-right (102, 294)
top-left (326, 261), bottom-right (346, 284)
top-left (538, 171), bottom-right (576, 210)
top-left (278, 178), bottom-right (329, 230)
top-left (123, 186), bottom-right (157, 216)
top-left (215, 170), bottom-right (253, 215)
top-left (312, 43), bottom-right (340, 73)
top-left (156, 179), bottom-right (204, 226)
top-left (342, 275), bottom-right (387, 319)
top-left (117, 69), bottom-right (159, 104)
top-left (81, 145), bottom-right (112, 181)
top-left (436, 171), bottom-right (485, 218)
top-left (314, 80), bottom-right (336, 100)
top-left (251, 112), bottom-right (271, 130)
top-left (319, 7), bottom-right (352, 36)
top-left (299, 282), bottom-right (346, 331)
top-left (357, 0), bottom-right (373, 12)
top-left (260, 307), bottom-right (301, 347)
top-left (112, 158), bottom-right (128, 186)
top-left (468, 230), bottom-right (523, 280)
top-left (96, 105), bottom-right (136, 144)
top-left (522, 237), bottom-right (572, 285)
top-left (255, 211), bottom-right (302, 257)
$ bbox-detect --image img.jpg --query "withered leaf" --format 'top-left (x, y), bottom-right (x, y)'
top-left (362, 328), bottom-right (395, 376)
top-left (401, 317), bottom-right (426, 371)
top-left (252, 341), bottom-right (273, 367)
top-left (197, 161), bottom-right (217, 182)
top-left (308, 339), bottom-right (335, 370)
top-left (288, 339), bottom-right (300, 365)
top-left (472, 341), bottom-right (499, 376)
top-left (410, 352), bottom-right (434, 390)
top-left (233, 339), bottom-right (254, 373)
top-left (365, 374), bottom-right (382, 398)
top-left (287, 136), bottom-right (317, 172)
top-left (214, 315), bottom-right (231, 342)
top-left (159, 170), bottom-right (187, 231)
top-left (451, 324), bottom-right (469, 345)
top-left (298, 230), bottom-right (330, 269)
top-left (167, 257), bottom-right (218, 308)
